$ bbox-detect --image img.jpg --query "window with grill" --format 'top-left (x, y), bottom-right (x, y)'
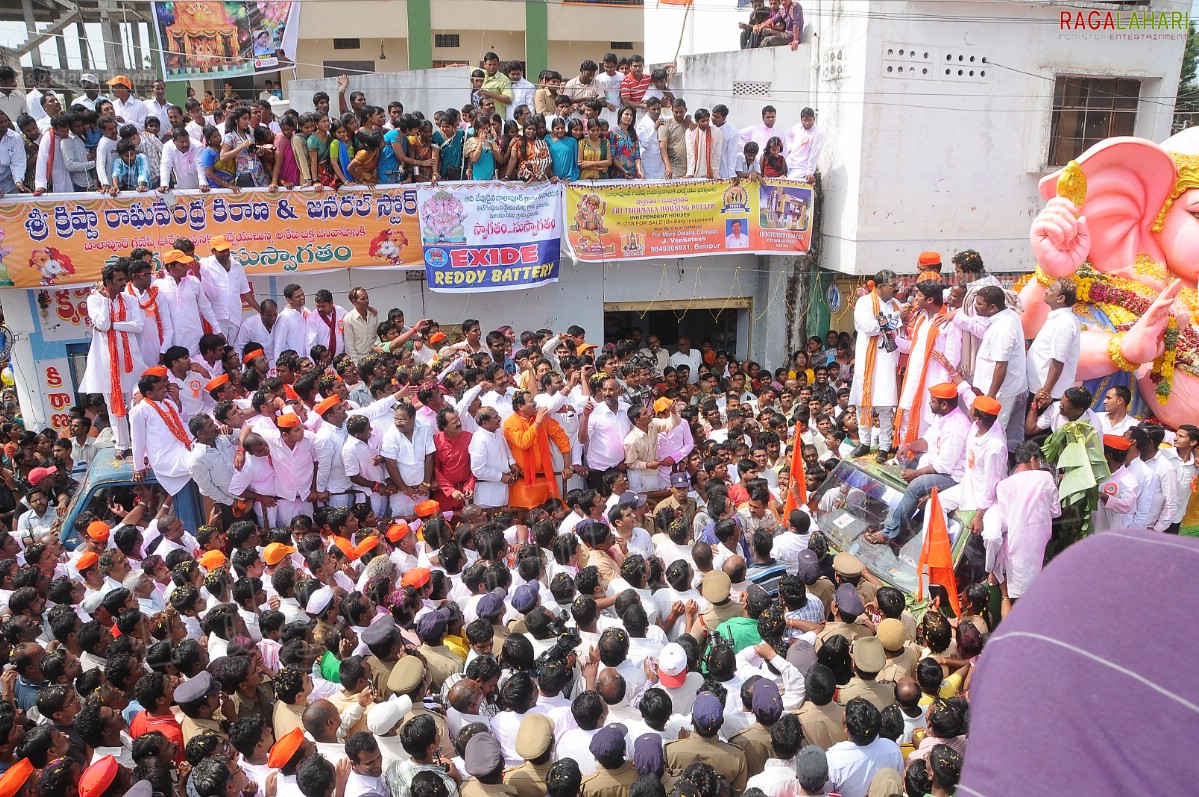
top-left (610, 41), bottom-right (634, 50)
top-left (435, 34), bottom-right (461, 48)
top-left (1048, 76), bottom-right (1139, 167)
top-left (333, 38), bottom-right (360, 50)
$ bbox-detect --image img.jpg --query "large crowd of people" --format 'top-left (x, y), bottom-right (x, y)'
top-left (0, 236), bottom-right (1189, 797)
top-left (0, 54), bottom-right (824, 197)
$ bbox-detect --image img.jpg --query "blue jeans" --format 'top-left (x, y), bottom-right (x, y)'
top-left (882, 472), bottom-right (957, 539)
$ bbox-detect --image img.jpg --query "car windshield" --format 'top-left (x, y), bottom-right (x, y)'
top-left (811, 459), bottom-right (964, 594)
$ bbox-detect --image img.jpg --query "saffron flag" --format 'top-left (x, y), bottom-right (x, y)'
top-left (658, 0), bottom-right (694, 5)
top-left (918, 487), bottom-right (961, 616)
top-left (782, 422), bottom-right (808, 517)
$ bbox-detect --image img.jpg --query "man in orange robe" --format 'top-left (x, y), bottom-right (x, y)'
top-left (503, 391), bottom-right (572, 511)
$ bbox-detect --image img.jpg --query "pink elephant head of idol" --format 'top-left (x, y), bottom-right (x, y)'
top-left (1038, 127), bottom-right (1199, 284)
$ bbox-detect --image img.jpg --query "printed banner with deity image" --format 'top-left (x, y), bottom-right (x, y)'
top-left (152, 0), bottom-right (301, 81)
top-left (417, 181), bottom-right (563, 293)
top-left (563, 178), bottom-right (814, 261)
top-left (0, 187), bottom-right (422, 289)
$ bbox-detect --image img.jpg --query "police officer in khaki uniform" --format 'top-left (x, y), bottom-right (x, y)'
top-left (581, 725), bottom-right (639, 797)
top-left (833, 551), bottom-right (878, 606)
top-left (836, 636), bottom-right (896, 710)
top-left (361, 615), bottom-right (402, 700)
top-left (462, 733), bottom-right (518, 797)
top-left (729, 679), bottom-right (783, 775)
top-left (416, 608), bottom-right (466, 690)
top-left (875, 618), bottom-right (920, 682)
top-left (389, 656), bottom-right (456, 759)
top-left (797, 664), bottom-right (848, 750)
top-left (700, 571), bottom-right (742, 631)
top-left (664, 692), bottom-right (748, 794)
top-left (504, 714), bottom-right (555, 797)
top-left (815, 583), bottom-right (875, 650)
top-left (797, 549), bottom-right (835, 615)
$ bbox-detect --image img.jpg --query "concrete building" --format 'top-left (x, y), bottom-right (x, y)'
top-left (664, 0), bottom-right (1189, 276)
top-left (286, 0), bottom-right (646, 86)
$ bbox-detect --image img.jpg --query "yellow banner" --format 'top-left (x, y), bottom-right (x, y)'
top-left (0, 187), bottom-right (422, 289)
top-left (564, 178), bottom-right (814, 262)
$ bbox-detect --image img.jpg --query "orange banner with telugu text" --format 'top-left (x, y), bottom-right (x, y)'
top-left (0, 186), bottom-right (422, 290)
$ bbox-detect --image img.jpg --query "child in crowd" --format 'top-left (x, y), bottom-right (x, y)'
top-left (110, 139), bottom-right (150, 193)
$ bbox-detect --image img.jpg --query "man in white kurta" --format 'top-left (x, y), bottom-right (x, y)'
top-left (381, 405), bottom-right (436, 518)
top-left (623, 403), bottom-right (679, 494)
top-left (982, 449), bottom-right (1060, 599)
top-left (784, 108), bottom-right (824, 182)
top-left (938, 392), bottom-right (1008, 523)
top-left (154, 249), bottom-right (219, 358)
top-left (260, 413), bottom-right (318, 524)
top-left (313, 398), bottom-right (353, 508)
top-left (130, 372), bottom-right (194, 495)
top-left (305, 290), bottom-right (347, 359)
top-left (126, 260), bottom-right (172, 373)
top-left (848, 273), bottom-right (903, 457)
top-left (80, 265), bottom-right (145, 451)
top-left (273, 285), bottom-right (311, 361)
top-left (895, 282), bottom-right (961, 448)
top-left (342, 417), bottom-right (389, 516)
top-left (200, 236), bottom-right (255, 341)
top-left (469, 409), bottom-right (515, 509)
top-left (869, 384), bottom-right (970, 544)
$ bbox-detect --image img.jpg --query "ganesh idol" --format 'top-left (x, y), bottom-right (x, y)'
top-left (1022, 126), bottom-right (1199, 429)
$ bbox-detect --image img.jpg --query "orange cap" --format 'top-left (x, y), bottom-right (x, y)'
top-left (79, 755), bottom-right (119, 797)
top-left (314, 396), bottom-right (340, 416)
top-left (76, 551), bottom-right (100, 571)
top-left (162, 248), bottom-right (188, 264)
top-left (267, 727), bottom-right (304, 769)
top-left (1103, 434), bottom-right (1133, 452)
top-left (400, 567), bottom-right (430, 588)
top-left (576, 343), bottom-right (598, 356)
top-left (0, 758), bottom-right (33, 797)
top-left (244, 348), bottom-right (265, 363)
top-left (205, 374), bottom-right (230, 392)
top-left (332, 537), bottom-right (358, 561)
top-left (653, 397), bottom-right (673, 414)
top-left (87, 520), bottom-right (111, 541)
top-left (264, 542), bottom-right (297, 566)
top-left (198, 550), bottom-right (227, 570)
top-left (929, 383), bottom-right (958, 400)
top-left (354, 536), bottom-right (379, 558)
top-left (414, 499), bottom-right (440, 518)
top-left (210, 235), bottom-right (231, 251)
top-left (277, 413), bottom-right (302, 429)
top-left (106, 75), bottom-right (133, 90)
top-left (386, 522), bottom-right (410, 542)
top-left (142, 366), bottom-right (168, 377)
top-left (917, 251), bottom-right (942, 268)
top-left (973, 395), bottom-right (1001, 415)
top-left (283, 384), bottom-right (300, 402)
top-left (428, 332), bottom-right (447, 344)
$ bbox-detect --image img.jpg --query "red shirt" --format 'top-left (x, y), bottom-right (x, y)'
top-left (432, 429), bottom-right (475, 511)
top-left (620, 73), bottom-right (653, 105)
top-left (130, 709), bottom-right (186, 763)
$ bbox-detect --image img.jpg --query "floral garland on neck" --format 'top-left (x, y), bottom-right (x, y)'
top-left (1015, 259), bottom-right (1196, 403)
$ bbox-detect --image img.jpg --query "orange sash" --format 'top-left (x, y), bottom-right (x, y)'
top-left (146, 399), bottom-right (192, 449)
top-left (107, 295), bottom-right (133, 418)
top-left (129, 283), bottom-right (163, 342)
top-left (860, 291), bottom-right (881, 420)
top-left (894, 310), bottom-right (944, 448)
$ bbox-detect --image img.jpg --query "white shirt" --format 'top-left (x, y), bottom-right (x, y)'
top-left (555, 727), bottom-right (600, 775)
top-left (668, 349), bottom-right (703, 383)
top-left (972, 308), bottom-right (1028, 399)
top-left (153, 274), bottom-right (218, 354)
top-left (113, 95), bottom-right (150, 131)
top-left (1026, 306), bottom-right (1082, 398)
top-left (785, 122), bottom-right (824, 178)
top-left (381, 419), bottom-right (436, 488)
top-left (636, 114), bottom-right (665, 179)
top-left (939, 420), bottom-right (1007, 512)
top-left (746, 759), bottom-right (800, 797)
top-left (480, 387), bottom-right (518, 420)
top-left (235, 314), bottom-right (277, 359)
top-left (1093, 464), bottom-right (1140, 533)
top-left (273, 306), bottom-right (310, 361)
top-left (825, 738), bottom-right (905, 797)
top-left (200, 255), bottom-right (251, 329)
top-left (725, 232), bottom-right (750, 249)
top-left (261, 426), bottom-right (317, 502)
top-left (1143, 453), bottom-right (1181, 532)
top-left (1162, 446), bottom-right (1198, 524)
top-left (1095, 411), bottom-right (1139, 437)
top-left (713, 120), bottom-right (742, 179)
top-left (586, 401), bottom-right (633, 471)
top-left (740, 122), bottom-right (782, 154)
top-left (343, 436), bottom-right (386, 484)
top-left (1127, 456), bottom-right (1161, 529)
top-left (305, 306), bottom-right (347, 358)
top-left (130, 399), bottom-right (194, 495)
top-left (1034, 403), bottom-right (1100, 434)
top-left (509, 78), bottom-right (537, 120)
top-left (160, 137), bottom-right (204, 189)
top-left (146, 97), bottom-right (172, 129)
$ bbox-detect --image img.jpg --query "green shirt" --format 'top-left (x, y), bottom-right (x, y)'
top-left (319, 651), bottom-right (342, 683)
top-left (714, 616), bottom-right (762, 654)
